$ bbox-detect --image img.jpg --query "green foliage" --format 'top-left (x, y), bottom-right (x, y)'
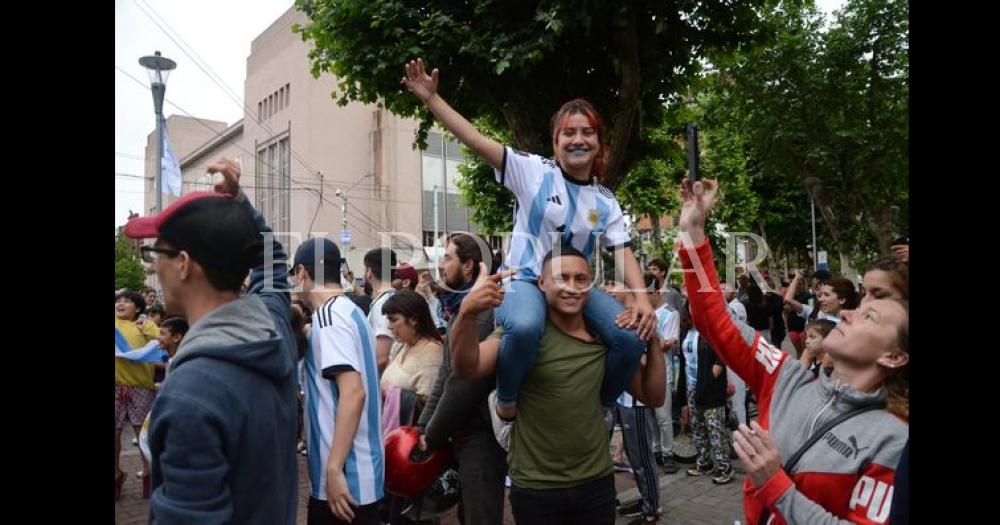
top-left (115, 232), bottom-right (147, 291)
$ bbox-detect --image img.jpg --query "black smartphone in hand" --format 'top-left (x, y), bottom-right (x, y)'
top-left (687, 123), bottom-right (700, 184)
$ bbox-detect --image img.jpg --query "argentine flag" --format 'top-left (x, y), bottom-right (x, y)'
top-left (115, 327), bottom-right (167, 363)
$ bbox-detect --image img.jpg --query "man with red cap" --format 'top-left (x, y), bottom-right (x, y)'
top-left (124, 159), bottom-right (298, 525)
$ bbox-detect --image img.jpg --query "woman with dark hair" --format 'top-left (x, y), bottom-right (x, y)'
top-left (784, 272), bottom-right (859, 324)
top-left (861, 257), bottom-right (908, 303)
top-left (379, 290), bottom-right (444, 400)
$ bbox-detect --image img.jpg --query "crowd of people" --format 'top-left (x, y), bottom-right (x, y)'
top-left (114, 57), bottom-right (909, 525)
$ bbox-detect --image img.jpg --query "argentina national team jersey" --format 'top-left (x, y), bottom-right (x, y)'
top-left (495, 146), bottom-right (631, 281)
top-left (304, 296), bottom-right (384, 505)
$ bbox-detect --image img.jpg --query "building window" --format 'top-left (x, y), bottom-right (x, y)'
top-left (425, 132), bottom-right (443, 157)
top-left (256, 134), bottom-right (292, 237)
top-left (258, 101), bottom-right (262, 121)
top-left (423, 231), bottom-right (438, 248)
top-left (422, 131), bottom-right (477, 236)
top-left (285, 83), bottom-right (290, 107)
top-left (445, 135), bottom-right (464, 161)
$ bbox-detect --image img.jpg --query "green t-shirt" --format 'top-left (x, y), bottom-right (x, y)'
top-left (491, 322), bottom-right (613, 489)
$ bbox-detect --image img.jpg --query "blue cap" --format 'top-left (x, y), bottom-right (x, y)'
top-left (293, 237), bottom-right (342, 276)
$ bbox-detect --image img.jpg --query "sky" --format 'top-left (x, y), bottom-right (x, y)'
top-left (115, 0), bottom-right (847, 230)
top-left (115, 0), bottom-right (293, 229)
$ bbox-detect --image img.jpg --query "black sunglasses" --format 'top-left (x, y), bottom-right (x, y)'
top-left (140, 245), bottom-right (181, 263)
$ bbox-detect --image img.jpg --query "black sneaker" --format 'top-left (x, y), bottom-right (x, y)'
top-left (662, 456), bottom-right (680, 474)
top-left (654, 451), bottom-right (665, 466)
top-left (617, 500), bottom-right (643, 517)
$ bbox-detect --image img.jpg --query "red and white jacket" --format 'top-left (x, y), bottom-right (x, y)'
top-left (680, 240), bottom-right (907, 525)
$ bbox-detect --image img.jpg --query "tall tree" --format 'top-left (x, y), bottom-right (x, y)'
top-left (294, 0), bottom-right (770, 190)
top-left (703, 0), bottom-right (908, 268)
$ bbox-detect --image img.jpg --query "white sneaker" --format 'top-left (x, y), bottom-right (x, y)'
top-left (488, 391), bottom-right (513, 452)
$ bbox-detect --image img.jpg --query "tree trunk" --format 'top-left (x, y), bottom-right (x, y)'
top-left (502, 105), bottom-right (544, 154)
top-left (602, 1), bottom-right (642, 190)
top-left (862, 202), bottom-right (894, 256)
top-left (839, 252), bottom-right (856, 283)
top-left (650, 212), bottom-right (662, 254)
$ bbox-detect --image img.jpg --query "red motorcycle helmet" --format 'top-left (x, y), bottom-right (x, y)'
top-left (384, 426), bottom-right (453, 498)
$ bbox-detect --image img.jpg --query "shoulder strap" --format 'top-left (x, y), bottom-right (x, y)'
top-left (785, 404), bottom-right (882, 473)
top-left (758, 404), bottom-right (882, 525)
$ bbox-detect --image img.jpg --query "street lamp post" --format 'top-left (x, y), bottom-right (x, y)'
top-left (139, 51), bottom-right (177, 213)
top-left (335, 173), bottom-right (373, 250)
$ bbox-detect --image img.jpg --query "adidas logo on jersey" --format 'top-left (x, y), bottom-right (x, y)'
top-left (547, 195), bottom-right (563, 205)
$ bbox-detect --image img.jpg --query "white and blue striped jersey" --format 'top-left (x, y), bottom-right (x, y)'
top-left (304, 296), bottom-right (384, 505)
top-left (495, 147), bottom-right (631, 281)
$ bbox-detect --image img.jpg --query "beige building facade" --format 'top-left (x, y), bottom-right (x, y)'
top-left (144, 7), bottom-right (496, 274)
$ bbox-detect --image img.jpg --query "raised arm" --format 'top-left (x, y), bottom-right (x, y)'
top-left (783, 270), bottom-right (806, 314)
top-left (402, 58), bottom-right (504, 170)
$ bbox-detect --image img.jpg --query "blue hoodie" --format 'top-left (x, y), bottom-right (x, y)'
top-left (148, 195), bottom-right (298, 525)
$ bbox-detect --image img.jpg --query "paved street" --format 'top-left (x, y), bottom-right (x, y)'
top-left (116, 427), bottom-right (746, 524)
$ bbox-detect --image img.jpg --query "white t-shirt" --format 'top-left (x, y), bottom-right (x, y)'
top-left (728, 298), bottom-right (748, 323)
top-left (304, 296), bottom-right (384, 505)
top-left (655, 305), bottom-right (679, 389)
top-left (618, 390), bottom-right (644, 408)
top-left (656, 304), bottom-right (680, 342)
top-left (494, 147), bottom-right (630, 281)
top-left (797, 303), bottom-right (842, 324)
top-left (367, 289), bottom-right (396, 341)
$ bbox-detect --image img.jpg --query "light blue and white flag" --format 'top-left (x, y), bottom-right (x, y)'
top-left (162, 126), bottom-right (182, 197)
top-left (115, 327), bottom-right (167, 363)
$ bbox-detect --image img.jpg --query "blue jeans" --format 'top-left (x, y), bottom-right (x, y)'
top-left (495, 280), bottom-right (646, 409)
